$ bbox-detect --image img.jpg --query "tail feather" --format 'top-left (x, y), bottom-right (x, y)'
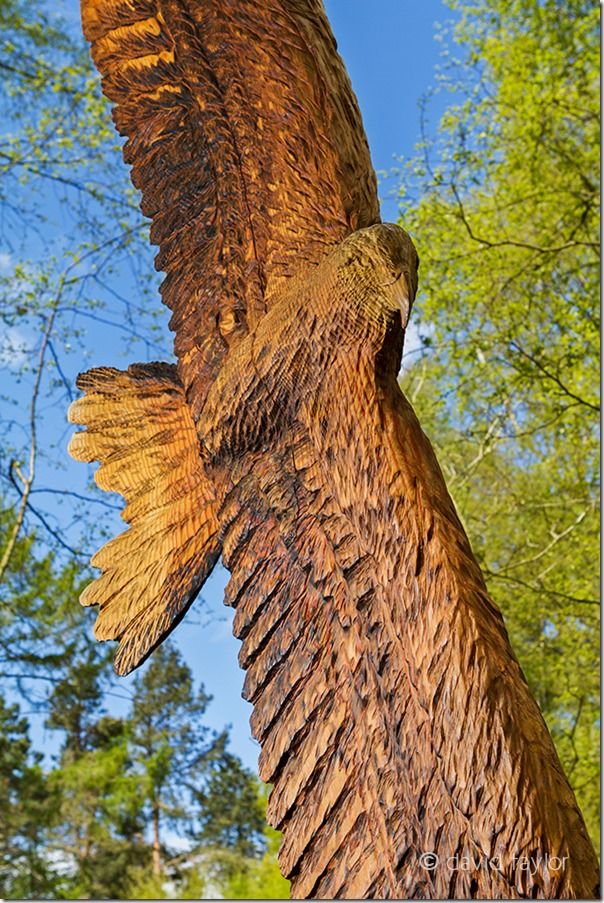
top-left (68, 362), bottom-right (220, 675)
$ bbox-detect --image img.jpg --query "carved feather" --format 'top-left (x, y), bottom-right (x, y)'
top-left (72, 1), bottom-right (599, 898)
top-left (68, 363), bottom-right (220, 674)
top-left (81, 0), bottom-right (380, 415)
top-left (216, 295), bottom-right (599, 899)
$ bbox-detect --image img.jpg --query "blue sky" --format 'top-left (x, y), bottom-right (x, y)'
top-left (3, 0), bottom-right (459, 771)
top-left (326, 0), bottom-right (455, 222)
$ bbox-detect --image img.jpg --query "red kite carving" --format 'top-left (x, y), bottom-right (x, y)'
top-left (69, 1), bottom-right (598, 897)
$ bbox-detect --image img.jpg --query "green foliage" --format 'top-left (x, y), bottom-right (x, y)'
top-left (190, 768), bottom-right (287, 898)
top-left (193, 752), bottom-right (266, 859)
top-left (46, 648), bottom-right (110, 753)
top-left (130, 643), bottom-right (224, 843)
top-left (45, 656), bottom-right (148, 899)
top-left (221, 825), bottom-right (290, 900)
top-left (0, 694), bottom-right (57, 899)
top-left (49, 735), bottom-right (149, 900)
top-left (207, 786), bottom-right (290, 900)
top-left (125, 868), bottom-right (175, 900)
top-left (401, 0), bottom-right (599, 845)
top-left (0, 501), bottom-right (284, 899)
top-left (0, 505), bottom-right (93, 683)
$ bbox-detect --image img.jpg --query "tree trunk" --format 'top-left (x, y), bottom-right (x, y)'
top-left (151, 802), bottom-right (161, 879)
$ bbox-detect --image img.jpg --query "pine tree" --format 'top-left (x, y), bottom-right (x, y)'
top-left (129, 641), bottom-right (224, 881)
top-left (0, 694), bottom-right (57, 898)
top-left (47, 654), bottom-right (149, 898)
top-left (194, 752), bottom-right (266, 860)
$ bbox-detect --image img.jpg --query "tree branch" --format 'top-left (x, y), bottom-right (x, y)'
top-left (450, 182), bottom-right (599, 254)
top-left (509, 341), bottom-right (600, 412)
top-left (0, 297), bottom-right (60, 582)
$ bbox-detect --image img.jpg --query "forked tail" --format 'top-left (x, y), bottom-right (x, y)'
top-left (68, 363), bottom-right (220, 674)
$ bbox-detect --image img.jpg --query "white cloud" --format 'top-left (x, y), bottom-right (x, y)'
top-left (0, 327), bottom-right (30, 369)
top-left (0, 252), bottom-right (11, 271)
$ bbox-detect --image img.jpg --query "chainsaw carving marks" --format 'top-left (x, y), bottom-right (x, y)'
top-left (71, 0), bottom-right (599, 897)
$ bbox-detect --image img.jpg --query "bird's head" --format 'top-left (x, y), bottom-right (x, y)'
top-left (331, 223), bottom-right (419, 344)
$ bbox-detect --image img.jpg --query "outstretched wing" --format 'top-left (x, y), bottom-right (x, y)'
top-left (68, 363), bottom-right (220, 674)
top-left (221, 422), bottom-right (431, 898)
top-left (81, 0), bottom-right (380, 412)
top-left (218, 346), bottom-right (595, 899)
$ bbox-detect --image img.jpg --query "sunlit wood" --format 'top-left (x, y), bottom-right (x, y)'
top-left (70, 1), bottom-right (599, 897)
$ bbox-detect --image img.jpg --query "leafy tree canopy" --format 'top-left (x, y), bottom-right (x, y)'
top-left (401, 0), bottom-right (599, 844)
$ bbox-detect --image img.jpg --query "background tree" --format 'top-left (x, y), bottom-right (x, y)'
top-left (220, 824), bottom-right (292, 900)
top-left (400, 0), bottom-right (599, 844)
top-left (189, 753), bottom-right (272, 891)
top-left (0, 505), bottom-right (93, 688)
top-left (1, 7), bottom-right (285, 896)
top-left (0, 694), bottom-right (57, 899)
top-left (48, 718), bottom-right (148, 899)
top-left (45, 647), bottom-right (110, 754)
top-left (45, 654), bottom-right (148, 899)
top-left (194, 751), bottom-right (266, 859)
top-left (129, 642), bottom-right (226, 882)
top-left (214, 784), bottom-right (291, 901)
top-left (0, 0), bottom-right (598, 895)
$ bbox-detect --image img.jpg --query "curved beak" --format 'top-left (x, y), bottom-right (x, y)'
top-left (390, 270), bottom-right (414, 329)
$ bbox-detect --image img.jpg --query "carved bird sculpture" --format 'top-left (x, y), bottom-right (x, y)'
top-left (68, 0), bottom-right (599, 898)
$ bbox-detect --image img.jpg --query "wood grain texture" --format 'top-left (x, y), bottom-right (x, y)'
top-left (81, 0), bottom-right (379, 416)
top-left (208, 229), bottom-right (598, 899)
top-left (68, 363), bottom-right (220, 674)
top-left (73, 0), bottom-right (599, 897)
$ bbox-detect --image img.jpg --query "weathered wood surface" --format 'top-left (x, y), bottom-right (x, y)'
top-left (70, 0), bottom-right (599, 897)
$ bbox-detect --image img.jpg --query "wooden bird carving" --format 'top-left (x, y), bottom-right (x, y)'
top-left (69, 1), bottom-right (599, 898)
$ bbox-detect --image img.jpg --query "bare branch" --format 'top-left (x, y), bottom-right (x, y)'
top-left (0, 293), bottom-right (61, 582)
top-left (484, 569), bottom-right (599, 607)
